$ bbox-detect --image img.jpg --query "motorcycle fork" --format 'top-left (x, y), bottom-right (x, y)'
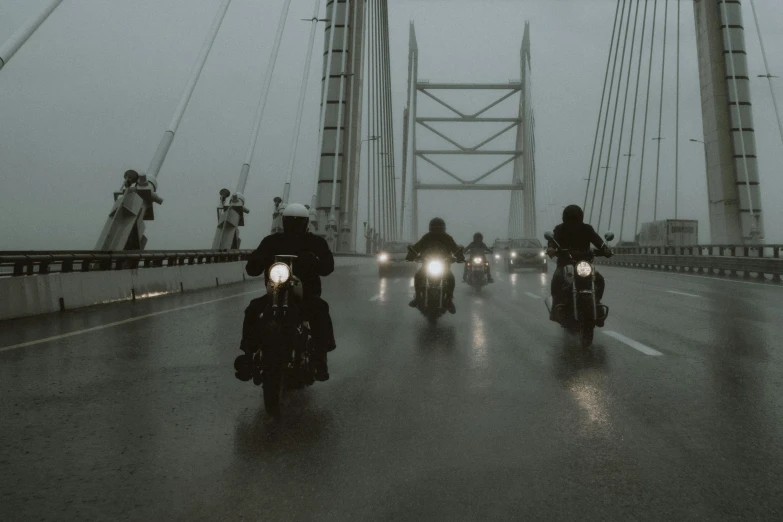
top-left (439, 277), bottom-right (444, 308)
top-left (572, 279), bottom-right (579, 321)
top-left (591, 276), bottom-right (597, 321)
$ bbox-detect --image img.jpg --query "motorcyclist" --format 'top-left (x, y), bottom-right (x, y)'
top-left (546, 204), bottom-right (612, 321)
top-left (234, 203), bottom-right (335, 382)
top-left (463, 232), bottom-right (494, 283)
top-left (406, 217), bottom-right (464, 314)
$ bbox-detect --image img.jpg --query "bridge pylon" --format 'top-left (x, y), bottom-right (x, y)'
top-left (694, 0), bottom-right (764, 243)
top-left (403, 22), bottom-right (536, 240)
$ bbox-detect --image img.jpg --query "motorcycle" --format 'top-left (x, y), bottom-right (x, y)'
top-left (464, 250), bottom-right (491, 290)
top-left (543, 231), bottom-right (615, 348)
top-left (255, 254), bottom-right (317, 416)
top-left (408, 245), bottom-right (464, 323)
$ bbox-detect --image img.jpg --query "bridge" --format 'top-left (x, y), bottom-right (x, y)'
top-left (1, 1), bottom-right (783, 519)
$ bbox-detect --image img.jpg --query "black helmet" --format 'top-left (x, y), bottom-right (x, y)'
top-left (429, 217), bottom-right (446, 233)
top-left (473, 232), bottom-right (483, 242)
top-left (562, 205), bottom-right (584, 225)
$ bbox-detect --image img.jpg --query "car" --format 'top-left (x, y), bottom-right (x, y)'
top-left (491, 238), bottom-right (512, 263)
top-left (506, 238), bottom-right (548, 272)
top-left (376, 241), bottom-right (411, 276)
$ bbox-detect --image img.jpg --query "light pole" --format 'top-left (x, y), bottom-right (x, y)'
top-left (362, 135), bottom-right (380, 253)
top-left (689, 139), bottom-right (708, 197)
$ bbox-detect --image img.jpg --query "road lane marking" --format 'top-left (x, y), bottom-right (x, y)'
top-left (603, 331), bottom-right (663, 356)
top-left (369, 294), bottom-right (381, 301)
top-left (524, 292), bottom-right (542, 299)
top-left (666, 290), bottom-right (701, 298)
top-left (0, 290), bottom-right (260, 353)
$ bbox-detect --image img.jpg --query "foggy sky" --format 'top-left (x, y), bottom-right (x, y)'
top-left (1, 0), bottom-right (782, 250)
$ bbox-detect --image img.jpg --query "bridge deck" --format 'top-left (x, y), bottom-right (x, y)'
top-left (1, 263), bottom-right (782, 520)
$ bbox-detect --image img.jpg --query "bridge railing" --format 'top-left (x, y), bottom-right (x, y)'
top-left (601, 244), bottom-right (783, 282)
top-left (0, 250), bottom-right (253, 277)
top-left (0, 250), bottom-right (372, 278)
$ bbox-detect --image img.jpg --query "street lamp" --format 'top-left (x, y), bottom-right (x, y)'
top-left (361, 135), bottom-right (380, 253)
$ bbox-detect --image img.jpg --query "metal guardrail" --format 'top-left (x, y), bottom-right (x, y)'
top-left (612, 244), bottom-right (783, 258)
top-left (600, 248), bottom-right (783, 283)
top-left (0, 250), bottom-right (372, 277)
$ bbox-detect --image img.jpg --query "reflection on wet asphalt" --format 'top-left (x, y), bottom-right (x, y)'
top-left (1, 262), bottom-right (782, 520)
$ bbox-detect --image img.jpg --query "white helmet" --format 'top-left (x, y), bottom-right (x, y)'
top-left (282, 202), bottom-right (309, 235)
top-left (283, 203), bottom-right (309, 218)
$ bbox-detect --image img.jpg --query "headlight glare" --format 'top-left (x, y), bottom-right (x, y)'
top-left (510, 252), bottom-right (517, 258)
top-left (426, 260), bottom-right (445, 277)
top-left (378, 253), bottom-right (389, 262)
top-left (540, 251), bottom-right (546, 257)
top-left (473, 257), bottom-right (482, 264)
top-left (494, 254), bottom-right (500, 259)
top-left (269, 262), bottom-right (291, 284)
top-left (576, 261), bottom-right (593, 277)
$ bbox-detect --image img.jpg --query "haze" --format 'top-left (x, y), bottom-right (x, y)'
top-left (1, 0), bottom-right (782, 250)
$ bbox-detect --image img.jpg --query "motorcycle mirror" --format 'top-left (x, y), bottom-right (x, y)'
top-left (544, 231), bottom-right (554, 241)
top-left (604, 232), bottom-right (615, 242)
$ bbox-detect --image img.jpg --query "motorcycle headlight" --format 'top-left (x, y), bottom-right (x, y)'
top-left (576, 261), bottom-right (593, 277)
top-left (269, 262), bottom-right (291, 284)
top-left (426, 260), bottom-right (445, 277)
top-left (473, 257), bottom-right (482, 264)
top-left (510, 252), bottom-right (517, 258)
top-left (540, 251), bottom-right (546, 257)
top-left (378, 253), bottom-right (389, 262)
top-left (494, 254), bottom-right (500, 259)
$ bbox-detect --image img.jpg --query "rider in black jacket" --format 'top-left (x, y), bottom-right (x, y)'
top-left (546, 205), bottom-right (612, 320)
top-left (234, 203), bottom-right (335, 382)
top-left (406, 217), bottom-right (464, 314)
top-left (463, 232), bottom-right (494, 283)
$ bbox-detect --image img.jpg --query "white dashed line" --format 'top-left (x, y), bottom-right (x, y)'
top-left (369, 294), bottom-right (381, 301)
top-left (667, 290), bottom-right (701, 298)
top-left (603, 331), bottom-right (663, 356)
top-left (0, 290), bottom-right (260, 353)
top-left (524, 292), bottom-right (542, 299)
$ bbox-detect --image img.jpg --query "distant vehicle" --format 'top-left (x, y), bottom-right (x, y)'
top-left (377, 241), bottom-right (411, 276)
top-left (507, 238), bottom-right (548, 272)
top-left (638, 219), bottom-right (698, 247)
top-left (492, 238), bottom-right (511, 262)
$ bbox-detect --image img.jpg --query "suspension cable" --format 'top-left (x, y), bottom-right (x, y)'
top-left (590, 0), bottom-right (629, 221)
top-left (674, 0), bottom-right (680, 219)
top-left (607, 0), bottom-right (642, 231)
top-left (620, 0), bottom-right (650, 241)
top-left (584, 0), bottom-right (623, 210)
top-left (283, 0), bottom-right (320, 204)
top-left (633, 0), bottom-right (659, 239)
top-left (748, 0), bottom-right (783, 151)
top-left (652, 0), bottom-right (669, 221)
top-left (597, 0), bottom-right (634, 229)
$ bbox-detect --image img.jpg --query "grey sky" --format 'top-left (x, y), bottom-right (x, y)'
top-left (1, 0), bottom-right (782, 250)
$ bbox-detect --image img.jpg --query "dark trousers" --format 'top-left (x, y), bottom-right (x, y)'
top-left (550, 267), bottom-right (605, 307)
top-left (241, 295), bottom-right (335, 354)
top-left (414, 269), bottom-right (456, 300)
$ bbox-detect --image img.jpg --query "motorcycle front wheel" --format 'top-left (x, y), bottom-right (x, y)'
top-left (579, 322), bottom-right (594, 348)
top-left (262, 368), bottom-right (285, 417)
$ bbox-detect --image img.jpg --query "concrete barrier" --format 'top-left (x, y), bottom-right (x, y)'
top-left (0, 255), bottom-right (373, 321)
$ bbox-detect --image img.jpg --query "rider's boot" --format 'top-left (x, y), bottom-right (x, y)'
top-left (234, 339), bottom-right (256, 382)
top-left (311, 349), bottom-right (330, 382)
top-left (447, 297), bottom-right (457, 314)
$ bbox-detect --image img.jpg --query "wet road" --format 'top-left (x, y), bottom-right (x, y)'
top-left (2, 261), bottom-right (782, 521)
